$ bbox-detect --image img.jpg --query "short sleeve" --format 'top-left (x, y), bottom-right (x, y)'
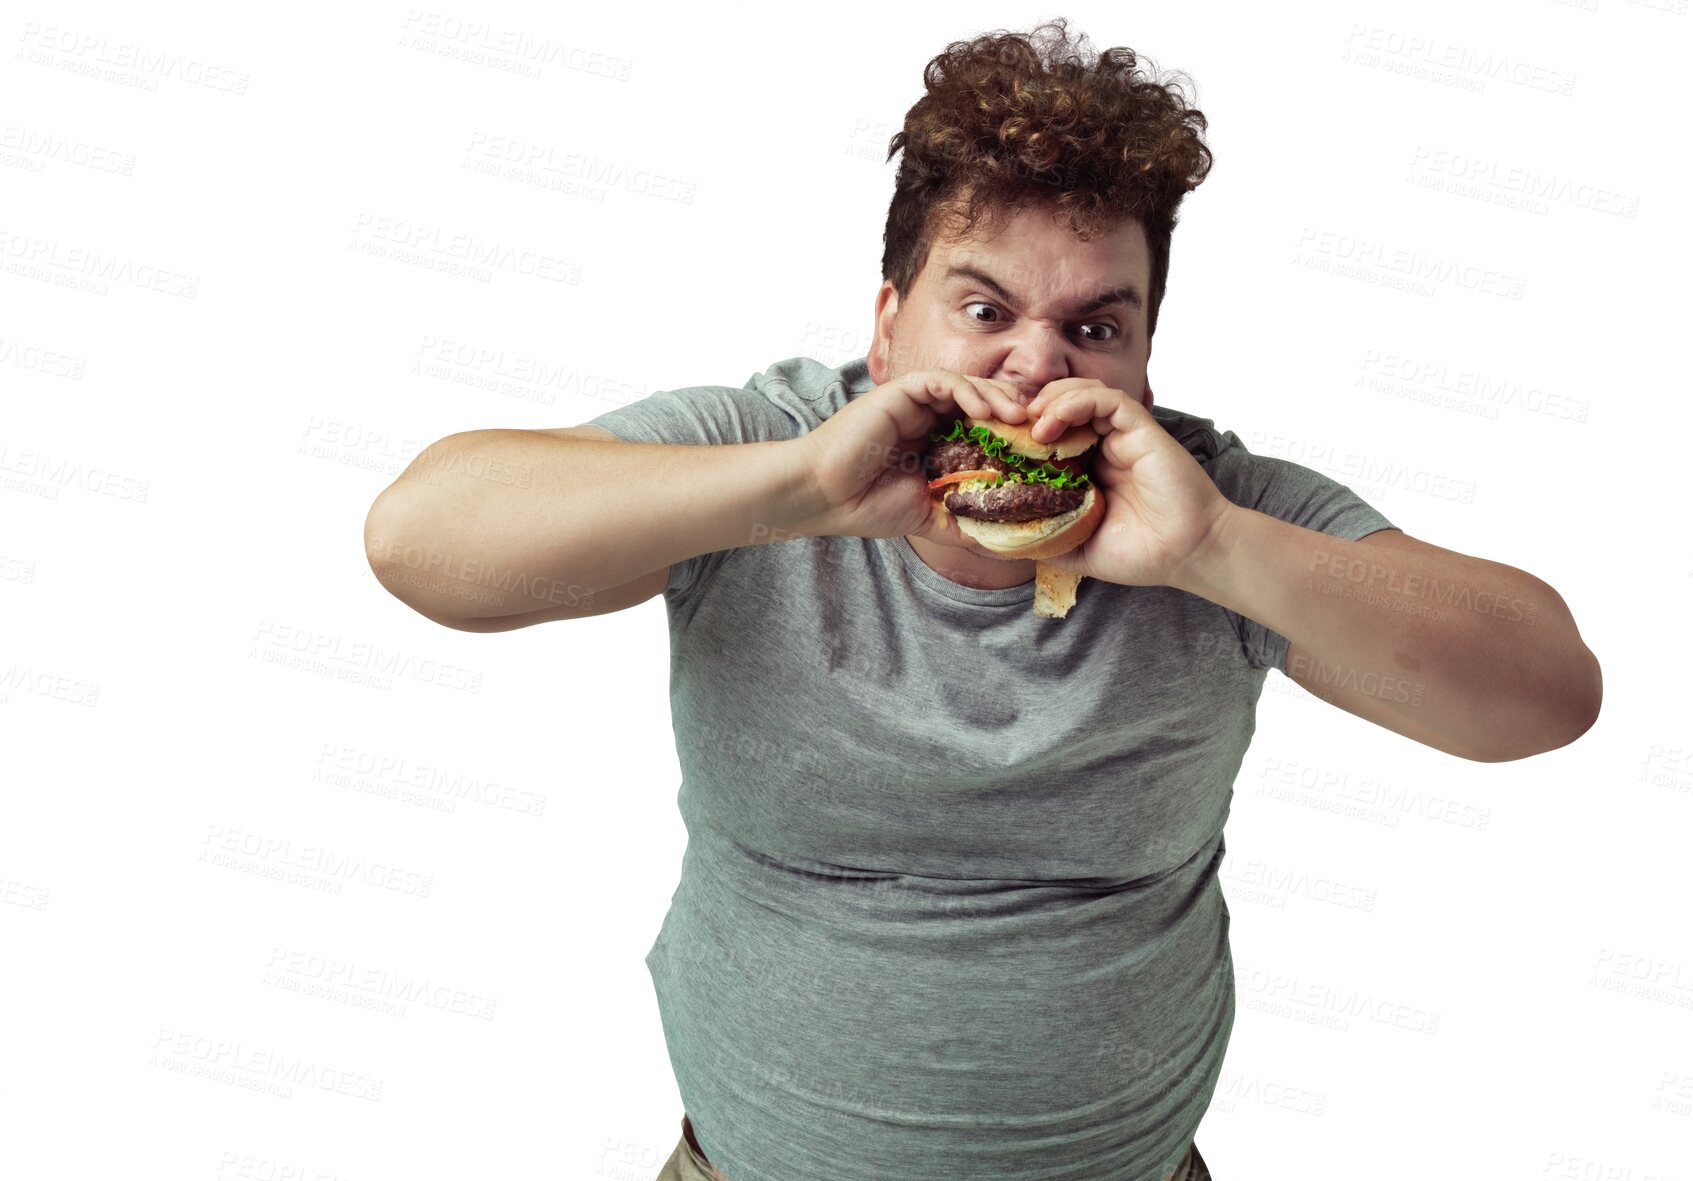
top-left (582, 384), bottom-right (802, 598)
top-left (1199, 427), bottom-right (1399, 674)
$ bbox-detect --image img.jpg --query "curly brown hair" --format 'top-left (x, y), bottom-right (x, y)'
top-left (881, 18), bottom-right (1212, 339)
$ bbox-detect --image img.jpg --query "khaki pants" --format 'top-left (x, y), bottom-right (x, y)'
top-left (655, 1113), bottom-right (1212, 1181)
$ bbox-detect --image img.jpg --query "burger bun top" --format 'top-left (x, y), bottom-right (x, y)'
top-left (965, 415), bottom-right (1098, 463)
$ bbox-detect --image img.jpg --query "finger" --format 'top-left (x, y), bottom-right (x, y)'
top-left (1028, 376), bottom-right (1103, 414)
top-left (1032, 390), bottom-right (1099, 439)
top-left (950, 378), bottom-right (998, 424)
top-left (969, 377), bottom-right (1028, 423)
top-left (937, 374), bottom-right (1016, 425)
top-left (1045, 388), bottom-right (1127, 436)
top-left (879, 370), bottom-right (989, 442)
top-left (912, 495), bottom-right (973, 549)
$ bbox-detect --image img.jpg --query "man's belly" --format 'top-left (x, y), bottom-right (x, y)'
top-left (648, 840), bottom-right (1234, 1180)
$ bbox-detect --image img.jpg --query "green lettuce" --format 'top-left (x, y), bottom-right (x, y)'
top-left (926, 419), bottom-right (1093, 490)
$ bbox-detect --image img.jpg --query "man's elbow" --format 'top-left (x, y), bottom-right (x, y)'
top-left (1479, 647), bottom-right (1603, 763)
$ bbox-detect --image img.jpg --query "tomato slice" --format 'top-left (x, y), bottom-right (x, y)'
top-left (926, 468), bottom-right (1004, 492)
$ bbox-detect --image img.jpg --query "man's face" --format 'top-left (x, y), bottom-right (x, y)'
top-left (868, 202), bottom-right (1154, 411)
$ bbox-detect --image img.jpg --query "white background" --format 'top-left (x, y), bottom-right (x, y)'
top-left (4, 1), bottom-right (1691, 1179)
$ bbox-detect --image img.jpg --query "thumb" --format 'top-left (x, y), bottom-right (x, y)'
top-left (912, 498), bottom-right (969, 547)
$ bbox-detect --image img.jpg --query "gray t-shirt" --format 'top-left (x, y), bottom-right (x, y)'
top-left (586, 355), bottom-right (1395, 1181)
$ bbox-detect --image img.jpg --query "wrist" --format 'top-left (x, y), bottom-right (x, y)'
top-left (1168, 500), bottom-right (1246, 598)
top-left (770, 436), bottom-right (837, 540)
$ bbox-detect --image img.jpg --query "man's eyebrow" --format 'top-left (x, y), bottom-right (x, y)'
top-left (943, 264), bottom-right (1144, 314)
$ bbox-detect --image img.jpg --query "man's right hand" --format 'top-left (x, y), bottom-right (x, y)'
top-left (789, 368), bottom-right (1031, 548)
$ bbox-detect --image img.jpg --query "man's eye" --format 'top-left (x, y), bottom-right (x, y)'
top-left (963, 303), bottom-right (1118, 344)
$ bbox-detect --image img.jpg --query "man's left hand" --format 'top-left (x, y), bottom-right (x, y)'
top-left (1024, 377), bottom-right (1235, 587)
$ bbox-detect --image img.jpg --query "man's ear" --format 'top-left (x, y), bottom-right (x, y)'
top-left (868, 281), bottom-right (899, 385)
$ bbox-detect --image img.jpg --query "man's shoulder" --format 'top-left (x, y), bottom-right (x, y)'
top-left (742, 354), bottom-right (873, 421)
top-left (1151, 402), bottom-right (1237, 465)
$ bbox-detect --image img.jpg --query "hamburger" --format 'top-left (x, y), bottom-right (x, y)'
top-left (924, 415), bottom-right (1104, 560)
top-left (923, 413), bottom-right (1105, 619)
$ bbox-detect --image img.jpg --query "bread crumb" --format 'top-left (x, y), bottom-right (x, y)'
top-left (1033, 563), bottom-right (1083, 619)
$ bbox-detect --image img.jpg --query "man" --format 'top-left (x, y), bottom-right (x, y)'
top-left (365, 19), bottom-right (1601, 1181)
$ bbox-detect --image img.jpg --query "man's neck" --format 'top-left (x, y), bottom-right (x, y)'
top-left (904, 534), bottom-right (1035, 589)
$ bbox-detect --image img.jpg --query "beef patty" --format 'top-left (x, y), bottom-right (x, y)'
top-left (926, 438), bottom-right (1089, 524)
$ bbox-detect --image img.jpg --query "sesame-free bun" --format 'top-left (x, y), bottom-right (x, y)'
top-left (942, 414), bottom-right (1104, 561)
top-left (966, 415), bottom-right (1098, 462)
top-left (954, 483), bottom-right (1105, 561)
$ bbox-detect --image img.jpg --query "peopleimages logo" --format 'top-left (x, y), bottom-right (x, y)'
top-left (264, 945), bottom-right (499, 1020)
top-left (397, 10), bottom-right (633, 81)
top-left (411, 334), bottom-right (647, 408)
top-left (16, 23), bottom-right (251, 94)
top-left (149, 1027), bottom-right (382, 1102)
top-left (1408, 146), bottom-right (1640, 219)
top-left (199, 823), bottom-right (435, 898)
top-left (0, 444), bottom-right (149, 502)
top-left (0, 229), bottom-right (199, 298)
top-left (0, 336), bottom-right (87, 380)
top-left (249, 620), bottom-right (484, 694)
top-left (348, 213), bottom-right (580, 284)
top-left (1294, 227), bottom-right (1525, 301)
top-left (0, 124), bottom-right (136, 176)
top-left (1341, 24), bottom-right (1577, 96)
top-left (462, 131), bottom-right (695, 204)
top-left (1357, 349), bottom-right (1590, 424)
top-left (1246, 431), bottom-right (1479, 504)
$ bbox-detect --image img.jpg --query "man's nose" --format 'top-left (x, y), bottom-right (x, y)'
top-left (1000, 318), bottom-right (1074, 381)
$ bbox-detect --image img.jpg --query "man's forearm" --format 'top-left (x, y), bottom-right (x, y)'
top-left (1168, 507), bottom-right (1602, 760)
top-left (365, 430), bottom-right (818, 620)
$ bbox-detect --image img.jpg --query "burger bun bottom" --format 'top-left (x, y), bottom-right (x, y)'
top-left (953, 484), bottom-right (1104, 562)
